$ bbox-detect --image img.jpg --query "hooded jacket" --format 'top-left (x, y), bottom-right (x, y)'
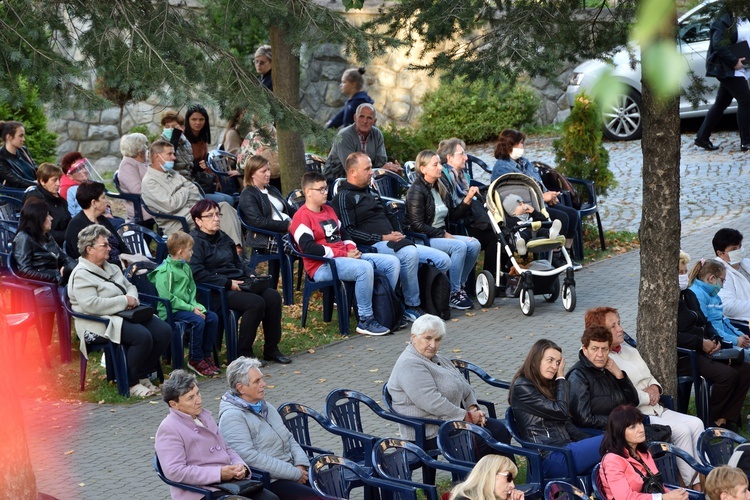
top-left (689, 278), bottom-right (745, 345)
top-left (148, 256), bottom-right (205, 320)
top-left (326, 91), bottom-right (375, 129)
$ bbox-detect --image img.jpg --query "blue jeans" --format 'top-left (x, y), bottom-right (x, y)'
top-left (429, 235), bottom-right (481, 292)
top-left (542, 435), bottom-right (603, 478)
top-left (313, 253), bottom-right (399, 319)
top-left (205, 192), bottom-right (235, 205)
top-left (173, 310), bottom-right (219, 361)
top-left (372, 241), bottom-right (450, 307)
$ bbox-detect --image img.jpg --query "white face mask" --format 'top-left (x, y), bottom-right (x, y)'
top-left (728, 247), bottom-right (746, 266)
top-left (678, 274), bottom-right (689, 290)
top-left (510, 147), bottom-right (524, 160)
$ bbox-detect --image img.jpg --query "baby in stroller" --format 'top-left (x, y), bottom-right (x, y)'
top-left (502, 193), bottom-right (562, 256)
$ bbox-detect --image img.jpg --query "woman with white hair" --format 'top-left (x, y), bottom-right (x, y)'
top-left (387, 314), bottom-right (512, 455)
top-left (117, 132), bottom-right (153, 226)
top-left (449, 455), bottom-right (524, 500)
top-left (218, 357), bottom-right (322, 499)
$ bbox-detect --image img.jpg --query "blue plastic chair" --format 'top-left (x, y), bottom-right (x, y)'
top-left (194, 282), bottom-right (239, 364)
top-left (451, 358), bottom-right (511, 419)
top-left (207, 150), bottom-right (240, 203)
top-left (1, 279), bottom-right (46, 367)
top-left (567, 176), bottom-right (605, 254)
top-left (465, 154), bottom-right (492, 180)
top-left (0, 186), bottom-right (29, 201)
top-left (436, 420), bottom-right (542, 497)
top-left (310, 454), bottom-right (421, 500)
top-left (0, 195), bottom-right (22, 222)
top-left (676, 346), bottom-right (711, 426)
top-left (647, 441), bottom-right (711, 498)
top-left (371, 168), bottom-right (410, 201)
top-left (154, 453), bottom-right (224, 499)
top-left (141, 197), bottom-right (190, 234)
top-left (372, 438), bottom-right (473, 500)
top-left (697, 427), bottom-right (747, 468)
top-left (544, 480), bottom-right (588, 499)
top-left (288, 240), bottom-right (352, 336)
top-left (116, 222), bottom-right (168, 264)
top-left (591, 463), bottom-right (605, 500)
top-left (236, 205), bottom-right (296, 306)
top-left (62, 287), bottom-right (130, 397)
top-left (110, 171), bottom-right (144, 224)
top-left (276, 402), bottom-right (338, 460)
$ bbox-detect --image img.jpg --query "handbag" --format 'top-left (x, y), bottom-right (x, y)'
top-left (711, 347), bottom-right (745, 365)
top-left (116, 304), bottom-right (155, 323)
top-left (644, 422), bottom-right (672, 443)
top-left (239, 275), bottom-right (272, 294)
top-left (630, 458), bottom-right (665, 494)
top-left (212, 478), bottom-right (263, 496)
top-left (465, 196), bottom-right (491, 231)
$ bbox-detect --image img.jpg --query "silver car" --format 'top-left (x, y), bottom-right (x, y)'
top-left (566, 0), bottom-right (733, 141)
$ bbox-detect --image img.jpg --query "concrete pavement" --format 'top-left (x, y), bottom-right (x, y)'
top-left (23, 131), bottom-right (750, 499)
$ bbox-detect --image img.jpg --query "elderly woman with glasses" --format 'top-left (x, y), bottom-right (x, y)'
top-left (449, 455), bottom-right (524, 500)
top-left (68, 224), bottom-right (171, 397)
top-left (387, 314), bottom-right (512, 456)
top-left (188, 199), bottom-right (290, 365)
top-left (155, 369), bottom-right (279, 500)
top-left (218, 357), bottom-right (322, 499)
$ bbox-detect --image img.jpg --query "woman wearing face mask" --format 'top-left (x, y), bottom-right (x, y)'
top-left (712, 228), bottom-right (750, 330)
top-left (678, 251), bottom-right (750, 431)
top-left (491, 129), bottom-right (581, 269)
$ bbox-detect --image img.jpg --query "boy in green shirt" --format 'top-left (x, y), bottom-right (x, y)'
top-left (149, 231), bottom-right (220, 376)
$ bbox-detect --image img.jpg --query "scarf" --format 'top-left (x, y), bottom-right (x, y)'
top-left (221, 390), bottom-right (267, 419)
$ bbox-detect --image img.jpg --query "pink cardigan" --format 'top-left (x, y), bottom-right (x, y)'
top-left (599, 450), bottom-right (663, 500)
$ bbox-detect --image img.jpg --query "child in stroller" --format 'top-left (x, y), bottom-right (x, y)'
top-left (502, 193), bottom-right (562, 256)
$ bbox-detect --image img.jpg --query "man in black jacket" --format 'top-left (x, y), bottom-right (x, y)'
top-left (566, 325), bottom-right (639, 429)
top-left (331, 152), bottom-right (450, 322)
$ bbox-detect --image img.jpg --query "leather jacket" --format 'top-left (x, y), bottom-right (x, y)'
top-left (23, 185), bottom-right (72, 246)
top-left (566, 349), bottom-right (639, 429)
top-left (189, 228), bottom-right (253, 289)
top-left (0, 145), bottom-right (37, 188)
top-left (12, 231), bottom-right (76, 283)
top-left (678, 289), bottom-right (723, 352)
top-left (238, 184), bottom-right (293, 248)
top-left (509, 377), bottom-right (590, 456)
top-left (404, 175), bottom-right (470, 238)
top-left (705, 11), bottom-right (740, 79)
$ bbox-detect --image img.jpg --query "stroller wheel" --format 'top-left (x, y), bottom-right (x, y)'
top-left (562, 284), bottom-right (577, 312)
top-left (543, 277), bottom-right (560, 303)
top-left (520, 288), bottom-right (535, 316)
top-left (475, 270), bottom-right (495, 307)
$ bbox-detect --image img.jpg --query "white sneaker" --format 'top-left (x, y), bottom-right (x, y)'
top-left (515, 236), bottom-right (527, 256)
top-left (549, 219), bottom-right (562, 239)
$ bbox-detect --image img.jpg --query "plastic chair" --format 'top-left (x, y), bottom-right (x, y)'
top-left (287, 189), bottom-right (306, 210)
top-left (110, 171), bottom-right (144, 223)
top-left (0, 186), bottom-right (28, 201)
top-left (324, 389), bottom-right (429, 467)
top-left (331, 177), bottom-right (347, 197)
top-left (116, 222), bottom-right (167, 263)
top-left (207, 150), bottom-right (241, 201)
top-left (61, 287), bottom-right (130, 397)
top-left (305, 153), bottom-right (326, 173)
top-left (310, 454), bottom-right (421, 500)
top-left (466, 154), bottom-right (492, 179)
top-left (288, 240), bottom-right (352, 336)
top-left (436, 420), bottom-right (543, 496)
top-left (451, 358), bottom-right (511, 418)
top-left (676, 346), bottom-right (711, 427)
top-left (697, 427), bottom-right (748, 468)
top-left (0, 220), bottom-right (17, 271)
top-left (567, 176), bottom-right (605, 253)
top-left (141, 197), bottom-right (190, 234)
top-left (371, 168), bottom-right (410, 200)
top-left (372, 438), bottom-right (473, 500)
top-left (276, 402), bottom-right (338, 459)
top-left (154, 453), bottom-right (222, 499)
top-left (195, 282), bottom-right (239, 364)
top-left (591, 463), bottom-right (605, 500)
top-left (647, 441), bottom-right (712, 495)
top-left (1, 279), bottom-right (47, 367)
top-left (0, 195), bottom-right (22, 222)
top-left (236, 205), bottom-right (295, 306)
top-left (505, 407), bottom-right (589, 490)
top-left (544, 480), bottom-right (588, 499)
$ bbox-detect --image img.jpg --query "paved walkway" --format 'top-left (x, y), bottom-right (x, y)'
top-left (23, 131), bottom-right (750, 499)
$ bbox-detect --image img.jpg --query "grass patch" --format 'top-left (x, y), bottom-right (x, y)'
top-left (523, 122), bottom-right (562, 138)
top-left (581, 222), bottom-right (639, 264)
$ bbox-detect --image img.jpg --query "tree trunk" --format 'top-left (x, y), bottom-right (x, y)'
top-left (270, 25), bottom-right (306, 196)
top-left (0, 291), bottom-right (38, 496)
top-left (636, 27), bottom-right (682, 397)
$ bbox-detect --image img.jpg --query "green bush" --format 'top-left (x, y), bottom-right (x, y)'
top-left (418, 76), bottom-right (538, 145)
top-left (381, 124), bottom-right (434, 164)
top-left (553, 91), bottom-right (616, 196)
top-left (128, 125), bottom-right (159, 143)
top-left (0, 78), bottom-right (58, 163)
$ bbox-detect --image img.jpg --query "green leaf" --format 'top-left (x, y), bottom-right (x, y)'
top-left (342, 0), bottom-right (365, 10)
top-left (641, 40), bottom-right (688, 99)
top-left (632, 0), bottom-right (675, 45)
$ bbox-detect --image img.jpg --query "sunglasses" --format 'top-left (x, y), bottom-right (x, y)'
top-left (496, 472), bottom-right (514, 482)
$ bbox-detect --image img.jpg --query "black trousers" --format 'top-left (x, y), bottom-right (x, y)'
top-left (227, 288), bottom-right (283, 357)
top-left (678, 353), bottom-right (750, 423)
top-left (697, 76), bottom-right (750, 146)
top-left (546, 204), bottom-right (579, 241)
top-left (120, 316), bottom-right (172, 386)
top-left (467, 226), bottom-right (498, 277)
top-left (267, 479), bottom-right (322, 499)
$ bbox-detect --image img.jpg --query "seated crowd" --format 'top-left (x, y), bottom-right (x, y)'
top-left (6, 100), bottom-right (750, 499)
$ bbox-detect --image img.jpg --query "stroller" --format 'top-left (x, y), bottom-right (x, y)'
top-left (474, 173), bottom-right (577, 315)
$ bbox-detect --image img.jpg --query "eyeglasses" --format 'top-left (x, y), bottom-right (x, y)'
top-left (451, 150), bottom-right (467, 156)
top-left (200, 212), bottom-right (222, 220)
top-left (308, 186), bottom-right (329, 194)
top-left (496, 472), bottom-right (514, 482)
top-left (94, 242), bottom-right (111, 248)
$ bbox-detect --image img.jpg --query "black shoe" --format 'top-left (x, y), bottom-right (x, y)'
top-left (571, 260), bottom-right (583, 271)
top-left (695, 138), bottom-right (719, 151)
top-left (265, 352), bottom-right (292, 364)
top-left (742, 144), bottom-right (750, 152)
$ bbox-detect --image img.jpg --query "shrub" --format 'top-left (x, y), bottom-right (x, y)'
top-left (128, 125), bottom-right (159, 143)
top-left (0, 78), bottom-right (58, 163)
top-left (381, 124), bottom-right (434, 164)
top-left (553, 92), bottom-right (616, 196)
top-left (418, 76), bottom-right (538, 145)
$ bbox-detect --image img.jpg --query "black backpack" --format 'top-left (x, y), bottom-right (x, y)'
top-left (371, 269), bottom-right (403, 331)
top-left (418, 261), bottom-right (451, 320)
top-left (535, 161), bottom-right (581, 210)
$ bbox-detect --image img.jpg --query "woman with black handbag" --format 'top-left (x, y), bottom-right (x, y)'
top-left (438, 137), bottom-right (497, 278)
top-left (599, 405), bottom-right (688, 499)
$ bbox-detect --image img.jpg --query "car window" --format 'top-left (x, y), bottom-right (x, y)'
top-left (679, 2), bottom-right (723, 44)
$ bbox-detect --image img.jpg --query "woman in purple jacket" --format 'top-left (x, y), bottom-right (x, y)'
top-left (154, 369), bottom-right (278, 500)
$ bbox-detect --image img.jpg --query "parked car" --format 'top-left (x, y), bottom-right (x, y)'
top-left (566, 0), bottom-right (734, 141)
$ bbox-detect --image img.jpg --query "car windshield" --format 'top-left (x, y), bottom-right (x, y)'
top-left (678, 2), bottom-right (723, 44)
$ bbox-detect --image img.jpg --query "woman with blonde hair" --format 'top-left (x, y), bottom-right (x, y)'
top-left (705, 465), bottom-right (750, 500)
top-left (405, 149), bottom-right (481, 310)
top-left (449, 455), bottom-right (523, 500)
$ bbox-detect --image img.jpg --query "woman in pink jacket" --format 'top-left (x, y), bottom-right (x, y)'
top-left (599, 405), bottom-right (688, 500)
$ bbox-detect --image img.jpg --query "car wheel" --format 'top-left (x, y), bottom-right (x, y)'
top-left (601, 89), bottom-right (643, 141)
